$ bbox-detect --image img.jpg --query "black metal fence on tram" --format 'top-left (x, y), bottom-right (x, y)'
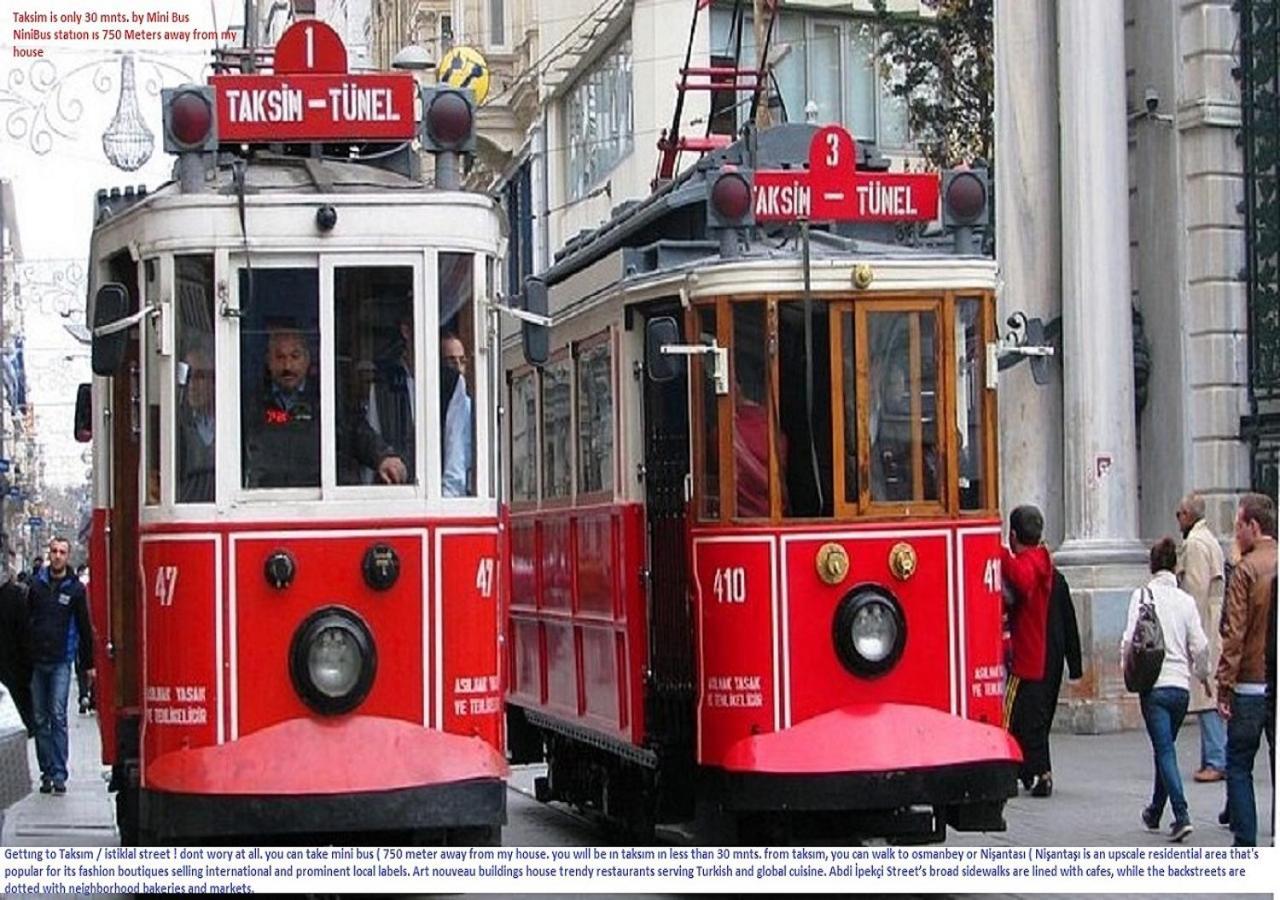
top-left (1240, 0), bottom-right (1280, 493)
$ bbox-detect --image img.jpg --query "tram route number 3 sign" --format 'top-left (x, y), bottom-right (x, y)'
top-left (753, 125), bottom-right (940, 224)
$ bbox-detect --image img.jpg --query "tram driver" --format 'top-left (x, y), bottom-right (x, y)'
top-left (243, 325), bottom-right (322, 488)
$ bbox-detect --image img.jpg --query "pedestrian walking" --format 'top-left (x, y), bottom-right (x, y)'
top-left (1215, 492), bottom-right (1277, 848)
top-left (1001, 504), bottom-right (1056, 796)
top-left (1175, 493), bottom-right (1227, 783)
top-left (0, 568), bottom-right (34, 733)
top-left (26, 536), bottom-right (94, 794)
top-left (1125, 536), bottom-right (1211, 843)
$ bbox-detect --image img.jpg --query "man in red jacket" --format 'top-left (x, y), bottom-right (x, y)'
top-left (1001, 504), bottom-right (1055, 796)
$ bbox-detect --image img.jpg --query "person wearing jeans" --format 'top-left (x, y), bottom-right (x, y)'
top-left (1216, 492), bottom-right (1277, 847)
top-left (29, 661), bottom-right (71, 788)
top-left (26, 537), bottom-right (94, 794)
top-left (1123, 536), bottom-right (1210, 842)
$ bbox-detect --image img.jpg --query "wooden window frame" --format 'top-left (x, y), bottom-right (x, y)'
top-left (573, 327), bottom-right (617, 505)
top-left (539, 347), bottom-right (576, 509)
top-left (508, 364), bottom-right (540, 510)
top-left (852, 295), bottom-right (948, 519)
top-left (690, 289), bottom-right (999, 524)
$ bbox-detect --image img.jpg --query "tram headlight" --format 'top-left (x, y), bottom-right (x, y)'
top-left (832, 586), bottom-right (906, 678)
top-left (289, 607), bottom-right (377, 715)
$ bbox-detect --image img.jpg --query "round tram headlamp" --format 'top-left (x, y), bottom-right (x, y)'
top-left (290, 607), bottom-right (376, 715)
top-left (833, 586), bottom-right (906, 678)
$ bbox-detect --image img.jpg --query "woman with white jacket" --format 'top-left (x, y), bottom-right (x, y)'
top-left (1121, 536), bottom-right (1211, 842)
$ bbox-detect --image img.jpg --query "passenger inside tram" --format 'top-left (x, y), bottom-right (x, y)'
top-left (439, 330), bottom-right (473, 497)
top-left (243, 324), bottom-right (322, 488)
top-left (176, 343), bottom-right (215, 503)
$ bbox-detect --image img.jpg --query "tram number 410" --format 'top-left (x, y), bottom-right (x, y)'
top-left (982, 558), bottom-right (1002, 594)
top-left (713, 566), bottom-right (747, 604)
top-left (153, 566), bottom-right (179, 607)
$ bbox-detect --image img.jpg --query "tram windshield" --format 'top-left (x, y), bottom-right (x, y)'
top-left (694, 293), bottom-right (994, 522)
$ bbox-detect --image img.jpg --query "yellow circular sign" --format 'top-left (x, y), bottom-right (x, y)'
top-left (437, 46), bottom-right (490, 105)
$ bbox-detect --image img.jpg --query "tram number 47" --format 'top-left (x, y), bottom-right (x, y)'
top-left (153, 566), bottom-right (179, 607)
top-left (713, 566), bottom-right (747, 604)
top-left (475, 557), bottom-right (496, 599)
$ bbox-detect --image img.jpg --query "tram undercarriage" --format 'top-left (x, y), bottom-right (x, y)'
top-left (525, 702), bottom-right (1017, 845)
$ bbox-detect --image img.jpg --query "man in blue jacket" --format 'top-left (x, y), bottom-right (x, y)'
top-left (27, 537), bottom-right (93, 794)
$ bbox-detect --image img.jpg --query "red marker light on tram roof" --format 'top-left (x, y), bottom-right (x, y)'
top-left (710, 171), bottom-right (752, 223)
top-left (943, 170), bottom-right (987, 224)
top-left (424, 90), bottom-right (474, 149)
top-left (169, 90), bottom-right (214, 148)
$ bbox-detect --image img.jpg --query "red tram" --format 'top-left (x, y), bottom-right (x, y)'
top-left (502, 124), bottom-right (1021, 843)
top-left (76, 22), bottom-right (506, 844)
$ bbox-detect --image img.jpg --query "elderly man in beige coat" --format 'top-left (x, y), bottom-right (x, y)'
top-left (1176, 492), bottom-right (1226, 782)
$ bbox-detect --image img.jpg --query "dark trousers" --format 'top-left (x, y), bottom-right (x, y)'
top-left (1006, 674), bottom-right (1054, 783)
top-left (1224, 692), bottom-right (1275, 846)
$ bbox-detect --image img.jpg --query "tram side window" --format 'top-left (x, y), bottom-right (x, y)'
top-left (778, 301), bottom-right (832, 517)
top-left (577, 338), bottom-right (613, 496)
top-left (144, 259), bottom-right (162, 506)
top-left (335, 266), bottom-right (417, 487)
top-left (240, 268), bottom-right (321, 490)
top-left (733, 301), bottom-right (775, 519)
top-left (698, 305), bottom-right (720, 520)
top-left (440, 252), bottom-right (476, 498)
top-left (542, 357), bottom-right (573, 500)
top-left (174, 255), bottom-right (215, 504)
top-left (867, 310), bottom-right (940, 504)
top-left (510, 370), bottom-right (538, 502)
top-left (956, 298), bottom-right (986, 510)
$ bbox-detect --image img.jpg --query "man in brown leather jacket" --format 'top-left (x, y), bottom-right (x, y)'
top-left (1216, 492), bottom-right (1277, 847)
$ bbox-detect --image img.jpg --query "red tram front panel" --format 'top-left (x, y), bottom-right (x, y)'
top-left (230, 530), bottom-right (428, 740)
top-left (139, 534), bottom-right (222, 771)
top-left (437, 527), bottom-right (502, 746)
top-left (135, 521), bottom-right (502, 789)
top-left (692, 520), bottom-right (1006, 767)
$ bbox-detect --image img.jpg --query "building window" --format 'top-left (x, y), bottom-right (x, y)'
top-left (489, 0), bottom-right (505, 47)
top-left (564, 34), bottom-right (633, 201)
top-left (709, 8), bottom-right (910, 147)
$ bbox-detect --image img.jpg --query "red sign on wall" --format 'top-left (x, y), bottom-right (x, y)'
top-left (209, 20), bottom-right (416, 142)
top-left (754, 125), bottom-right (940, 223)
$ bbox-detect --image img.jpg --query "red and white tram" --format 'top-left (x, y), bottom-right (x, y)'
top-left (502, 124), bottom-right (1021, 843)
top-left (77, 22), bottom-right (506, 844)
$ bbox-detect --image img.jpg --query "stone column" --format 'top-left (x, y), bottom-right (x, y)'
top-left (1053, 0), bottom-right (1148, 732)
top-left (994, 0), bottom-right (1064, 547)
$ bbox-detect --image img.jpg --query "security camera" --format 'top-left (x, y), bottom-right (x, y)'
top-left (1144, 87), bottom-right (1159, 114)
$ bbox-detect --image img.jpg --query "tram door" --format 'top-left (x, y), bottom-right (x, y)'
top-left (640, 304), bottom-right (696, 818)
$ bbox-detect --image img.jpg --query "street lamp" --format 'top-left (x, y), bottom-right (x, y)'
top-left (392, 45), bottom-right (433, 71)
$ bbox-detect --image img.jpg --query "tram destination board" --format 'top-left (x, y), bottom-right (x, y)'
top-left (210, 73), bottom-right (416, 142)
top-left (753, 124), bottom-right (940, 223)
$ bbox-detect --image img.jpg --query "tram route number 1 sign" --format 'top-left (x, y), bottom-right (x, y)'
top-left (753, 124), bottom-right (940, 224)
top-left (209, 20), bottom-right (416, 143)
